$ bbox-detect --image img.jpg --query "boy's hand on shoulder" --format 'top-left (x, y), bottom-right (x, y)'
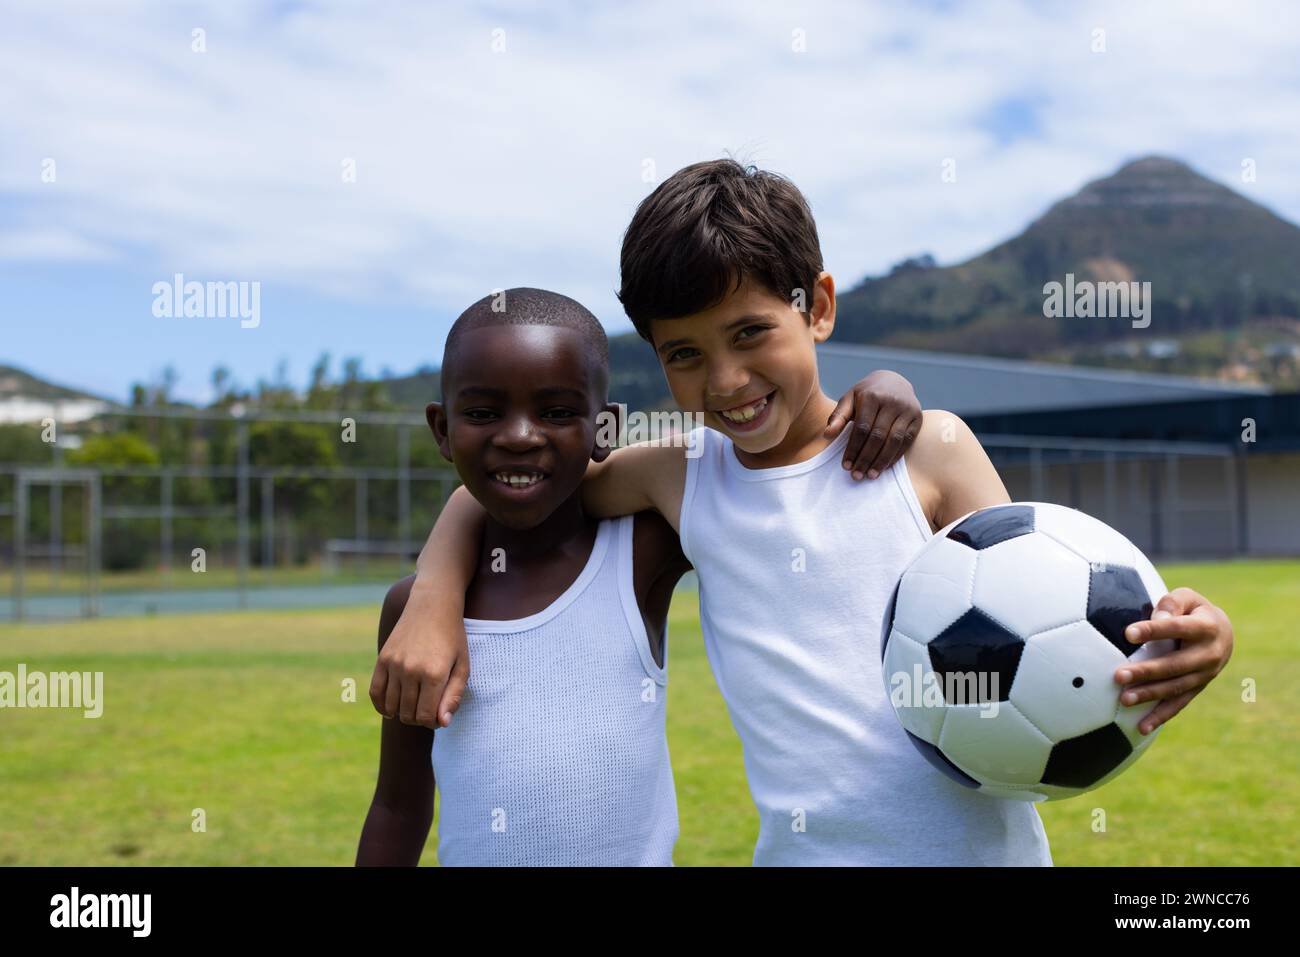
top-left (369, 579), bottom-right (469, 729)
top-left (824, 369), bottom-right (922, 480)
top-left (1113, 588), bottom-right (1234, 735)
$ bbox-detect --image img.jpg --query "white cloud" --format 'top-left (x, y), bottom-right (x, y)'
top-left (1, 0), bottom-right (1297, 331)
top-left (0, 228), bottom-right (117, 261)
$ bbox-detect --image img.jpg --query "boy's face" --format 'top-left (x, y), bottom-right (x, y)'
top-left (649, 274), bottom-right (835, 454)
top-left (427, 324), bottom-right (614, 530)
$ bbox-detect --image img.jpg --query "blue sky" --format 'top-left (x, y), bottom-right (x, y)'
top-left (3, 0), bottom-right (1299, 403)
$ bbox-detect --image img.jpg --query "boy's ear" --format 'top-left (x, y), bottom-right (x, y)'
top-left (425, 401), bottom-right (453, 462)
top-left (592, 401), bottom-right (621, 463)
top-left (809, 271), bottom-right (836, 343)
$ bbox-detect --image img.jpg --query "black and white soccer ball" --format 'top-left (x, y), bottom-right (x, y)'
top-left (880, 502), bottom-right (1176, 802)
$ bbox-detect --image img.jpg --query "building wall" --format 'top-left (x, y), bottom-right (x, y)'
top-left (1245, 453), bottom-right (1300, 556)
top-left (992, 451), bottom-right (1297, 559)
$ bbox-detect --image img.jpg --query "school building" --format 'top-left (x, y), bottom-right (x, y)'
top-left (817, 342), bottom-right (1299, 559)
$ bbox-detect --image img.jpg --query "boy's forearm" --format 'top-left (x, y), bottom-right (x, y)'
top-left (412, 484), bottom-right (487, 599)
top-left (579, 444), bottom-right (674, 519)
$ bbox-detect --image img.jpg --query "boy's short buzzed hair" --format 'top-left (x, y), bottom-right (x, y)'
top-left (441, 287), bottom-right (609, 400)
top-left (617, 158), bottom-right (824, 342)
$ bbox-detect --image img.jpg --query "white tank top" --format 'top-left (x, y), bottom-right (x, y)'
top-left (430, 516), bottom-right (678, 866)
top-left (680, 426), bottom-right (1053, 866)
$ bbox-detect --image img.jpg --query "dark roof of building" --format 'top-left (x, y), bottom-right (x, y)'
top-left (817, 342), bottom-right (1268, 417)
top-left (964, 391), bottom-right (1300, 451)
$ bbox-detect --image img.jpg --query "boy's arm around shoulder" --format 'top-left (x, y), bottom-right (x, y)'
top-left (357, 575), bottom-right (436, 867)
top-left (370, 485), bottom-right (483, 729)
top-left (369, 440), bottom-right (686, 733)
top-left (581, 440), bottom-right (688, 531)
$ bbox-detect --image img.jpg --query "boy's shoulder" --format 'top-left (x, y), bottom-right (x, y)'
top-left (903, 409), bottom-right (1003, 530)
top-left (592, 438), bottom-right (690, 530)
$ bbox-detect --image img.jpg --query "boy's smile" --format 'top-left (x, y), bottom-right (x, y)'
top-left (713, 389), bottom-right (776, 431)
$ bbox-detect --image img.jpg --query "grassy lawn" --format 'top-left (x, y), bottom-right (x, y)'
top-left (0, 559), bottom-right (1294, 866)
top-left (0, 558), bottom-right (416, 595)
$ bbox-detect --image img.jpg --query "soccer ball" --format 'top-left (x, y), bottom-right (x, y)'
top-left (880, 502), bottom-right (1176, 802)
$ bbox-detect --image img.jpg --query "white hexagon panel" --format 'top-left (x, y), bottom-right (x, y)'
top-left (938, 700), bottom-right (1053, 787)
top-left (891, 535), bottom-right (978, 645)
top-left (1011, 620), bottom-right (1128, 742)
top-left (971, 531), bottom-right (1091, 637)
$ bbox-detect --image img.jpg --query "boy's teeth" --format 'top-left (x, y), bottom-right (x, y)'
top-left (719, 395), bottom-right (768, 423)
top-left (495, 472), bottom-right (543, 487)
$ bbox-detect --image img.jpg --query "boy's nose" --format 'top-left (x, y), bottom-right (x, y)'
top-left (705, 358), bottom-right (750, 400)
top-left (495, 416), bottom-right (546, 450)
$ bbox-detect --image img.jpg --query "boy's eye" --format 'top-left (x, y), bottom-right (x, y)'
top-left (667, 347), bottom-right (700, 363)
top-left (543, 408), bottom-right (578, 420)
top-left (463, 408), bottom-right (498, 421)
top-left (736, 324), bottom-right (770, 342)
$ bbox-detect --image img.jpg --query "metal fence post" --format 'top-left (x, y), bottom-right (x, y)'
top-left (1148, 459), bottom-right (1162, 557)
top-left (14, 472), bottom-right (27, 622)
top-left (356, 475), bottom-right (368, 576)
top-left (161, 469), bottom-right (173, 587)
top-left (237, 422), bottom-right (249, 609)
top-left (1068, 448), bottom-right (1082, 508)
top-left (88, 473), bottom-right (101, 617)
top-left (261, 474), bottom-right (274, 574)
top-left (1164, 453), bottom-right (1179, 558)
top-left (1103, 451), bottom-right (1117, 529)
top-left (51, 444), bottom-right (62, 588)
top-left (1235, 450), bottom-right (1250, 556)
top-left (398, 425), bottom-right (411, 546)
top-left (1030, 446), bottom-right (1045, 501)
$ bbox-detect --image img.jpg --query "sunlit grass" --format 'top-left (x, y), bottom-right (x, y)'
top-left (0, 559), bottom-right (1292, 865)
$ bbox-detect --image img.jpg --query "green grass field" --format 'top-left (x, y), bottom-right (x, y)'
top-left (1, 559), bottom-right (1295, 866)
top-left (0, 557), bottom-right (415, 595)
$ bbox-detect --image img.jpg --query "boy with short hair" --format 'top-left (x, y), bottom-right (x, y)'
top-left (376, 161), bottom-right (1234, 865)
top-left (357, 286), bottom-right (923, 865)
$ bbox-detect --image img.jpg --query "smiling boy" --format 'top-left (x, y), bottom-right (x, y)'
top-left (357, 290), bottom-right (687, 865)
top-left (376, 161), bottom-right (1234, 865)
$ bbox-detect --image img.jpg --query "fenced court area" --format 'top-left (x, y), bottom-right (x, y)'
top-left (1, 559), bottom-right (1294, 866)
top-left (0, 407), bottom-right (459, 622)
top-left (2, 404), bottom-right (1288, 624)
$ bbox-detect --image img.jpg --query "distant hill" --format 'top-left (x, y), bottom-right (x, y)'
top-left (0, 365), bottom-right (117, 425)
top-left (378, 365), bottom-right (440, 408)
top-left (833, 156), bottom-right (1300, 385)
top-left (0, 364), bottom-right (114, 404)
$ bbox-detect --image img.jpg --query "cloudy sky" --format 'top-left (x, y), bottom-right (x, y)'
top-left (3, 0), bottom-right (1298, 403)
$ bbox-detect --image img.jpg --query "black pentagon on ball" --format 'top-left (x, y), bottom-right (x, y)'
top-left (1087, 565), bottom-right (1154, 658)
top-left (1041, 722), bottom-right (1133, 788)
top-left (905, 730), bottom-right (981, 789)
top-left (928, 608), bottom-right (1022, 703)
top-left (946, 504), bottom-right (1036, 550)
top-left (881, 578), bottom-right (902, 662)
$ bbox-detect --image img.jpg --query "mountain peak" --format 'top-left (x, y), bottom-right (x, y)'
top-left (1052, 154), bottom-right (1250, 213)
top-left (1112, 155), bottom-right (1196, 177)
top-left (833, 154), bottom-right (1300, 387)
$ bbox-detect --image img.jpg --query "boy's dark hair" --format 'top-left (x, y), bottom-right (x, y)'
top-left (617, 158), bottom-right (824, 342)
top-left (441, 287), bottom-right (609, 400)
